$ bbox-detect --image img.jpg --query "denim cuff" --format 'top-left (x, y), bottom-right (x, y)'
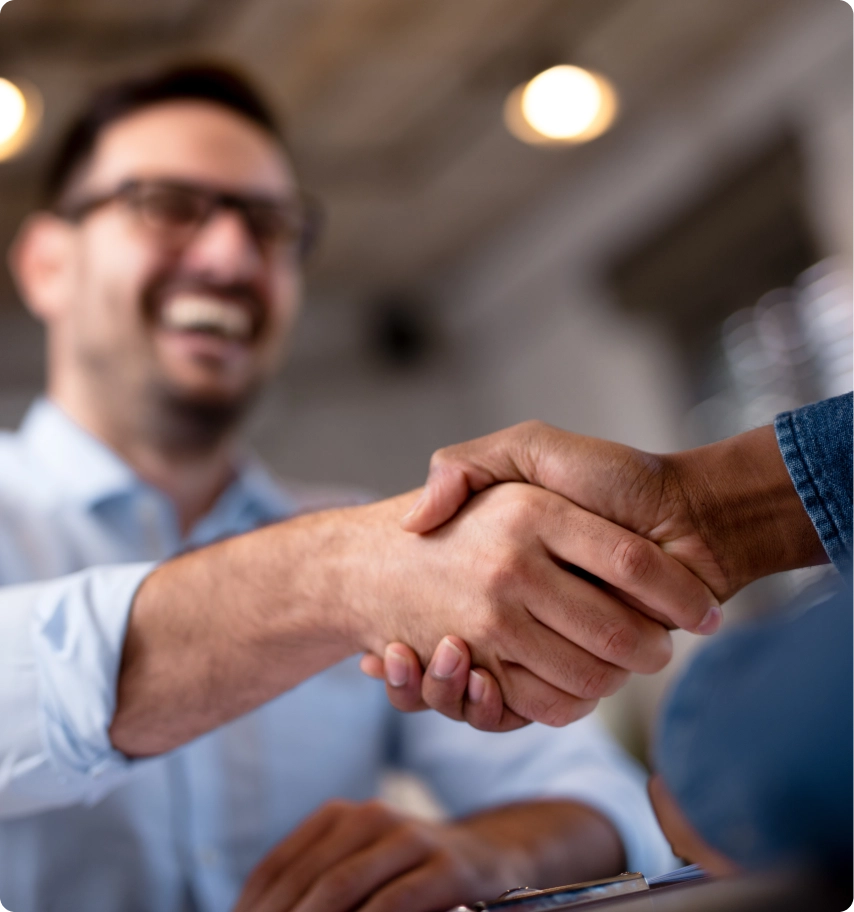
top-left (774, 392), bottom-right (852, 575)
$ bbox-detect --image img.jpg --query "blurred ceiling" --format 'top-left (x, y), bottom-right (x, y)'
top-left (0, 0), bottom-right (802, 300)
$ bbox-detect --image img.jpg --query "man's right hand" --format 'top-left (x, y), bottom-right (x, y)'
top-left (111, 479), bottom-right (718, 755)
top-left (344, 482), bottom-right (719, 729)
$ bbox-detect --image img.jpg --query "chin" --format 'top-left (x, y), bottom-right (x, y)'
top-left (172, 381), bottom-right (251, 407)
top-left (150, 374), bottom-right (262, 453)
top-left (161, 360), bottom-right (260, 405)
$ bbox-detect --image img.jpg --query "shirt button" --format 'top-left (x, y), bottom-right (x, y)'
top-left (199, 847), bottom-right (219, 867)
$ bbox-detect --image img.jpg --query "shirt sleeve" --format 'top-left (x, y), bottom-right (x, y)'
top-left (774, 392), bottom-right (853, 576)
top-left (394, 709), bottom-right (677, 878)
top-left (0, 563), bottom-right (155, 818)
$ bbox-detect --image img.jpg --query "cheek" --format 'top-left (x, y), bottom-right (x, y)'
top-left (76, 221), bottom-right (160, 336)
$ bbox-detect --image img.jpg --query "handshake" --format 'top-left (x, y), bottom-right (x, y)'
top-left (112, 414), bottom-right (823, 756)
top-left (355, 419), bottom-right (824, 731)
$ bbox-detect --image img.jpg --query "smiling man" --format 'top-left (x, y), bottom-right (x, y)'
top-left (31, 81), bottom-right (309, 528)
top-left (0, 66), bottom-right (684, 912)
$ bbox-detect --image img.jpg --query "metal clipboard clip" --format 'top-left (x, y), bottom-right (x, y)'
top-left (446, 865), bottom-right (707, 912)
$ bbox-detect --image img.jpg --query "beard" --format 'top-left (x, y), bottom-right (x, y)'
top-left (146, 375), bottom-right (263, 457)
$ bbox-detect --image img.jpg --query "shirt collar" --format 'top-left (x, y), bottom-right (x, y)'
top-left (206, 452), bottom-right (297, 529)
top-left (20, 398), bottom-right (139, 507)
top-left (18, 397), bottom-right (295, 524)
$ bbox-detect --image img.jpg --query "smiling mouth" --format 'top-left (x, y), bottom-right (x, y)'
top-left (159, 293), bottom-right (256, 342)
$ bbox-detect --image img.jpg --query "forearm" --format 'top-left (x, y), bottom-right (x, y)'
top-left (667, 424), bottom-right (828, 599)
top-left (111, 477), bottom-right (688, 756)
top-left (458, 800), bottom-right (626, 893)
top-left (110, 509), bottom-right (363, 757)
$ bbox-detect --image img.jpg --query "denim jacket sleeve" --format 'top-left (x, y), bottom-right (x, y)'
top-left (774, 392), bottom-right (853, 576)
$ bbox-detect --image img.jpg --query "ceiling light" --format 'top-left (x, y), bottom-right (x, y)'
top-left (504, 65), bottom-right (618, 146)
top-left (0, 79), bottom-right (25, 145)
top-left (0, 77), bottom-right (43, 162)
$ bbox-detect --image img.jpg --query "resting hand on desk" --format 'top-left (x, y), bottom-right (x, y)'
top-left (233, 797), bottom-right (625, 912)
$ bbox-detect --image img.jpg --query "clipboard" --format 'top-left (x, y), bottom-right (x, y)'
top-left (446, 865), bottom-right (707, 911)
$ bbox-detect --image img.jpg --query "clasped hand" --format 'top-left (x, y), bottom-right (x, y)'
top-left (353, 469), bottom-right (720, 730)
top-left (361, 421), bottom-right (732, 729)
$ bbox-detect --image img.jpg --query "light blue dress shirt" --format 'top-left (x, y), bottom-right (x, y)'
top-left (0, 400), bottom-right (675, 912)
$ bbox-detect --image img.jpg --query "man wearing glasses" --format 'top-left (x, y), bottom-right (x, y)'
top-left (0, 66), bottom-right (687, 911)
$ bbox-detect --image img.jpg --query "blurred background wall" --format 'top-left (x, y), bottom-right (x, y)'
top-left (0, 0), bottom-right (851, 763)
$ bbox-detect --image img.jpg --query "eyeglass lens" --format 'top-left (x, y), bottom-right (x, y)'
top-left (129, 183), bottom-right (315, 257)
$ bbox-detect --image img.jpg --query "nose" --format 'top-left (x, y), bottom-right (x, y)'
top-left (181, 207), bottom-right (263, 282)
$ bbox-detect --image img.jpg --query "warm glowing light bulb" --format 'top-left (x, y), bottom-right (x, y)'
top-left (0, 77), bottom-right (43, 162)
top-left (0, 78), bottom-right (26, 146)
top-left (504, 65), bottom-right (618, 146)
top-left (522, 66), bottom-right (604, 139)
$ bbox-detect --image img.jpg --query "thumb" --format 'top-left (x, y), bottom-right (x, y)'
top-left (400, 426), bottom-right (539, 533)
top-left (400, 465), bottom-right (473, 533)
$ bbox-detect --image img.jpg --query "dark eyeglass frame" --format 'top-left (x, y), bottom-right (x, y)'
top-left (55, 178), bottom-right (324, 261)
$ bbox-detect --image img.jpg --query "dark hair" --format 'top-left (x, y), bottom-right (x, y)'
top-left (44, 63), bottom-right (287, 206)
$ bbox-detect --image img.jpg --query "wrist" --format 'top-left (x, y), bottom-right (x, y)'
top-left (667, 424), bottom-right (827, 599)
top-left (452, 815), bottom-right (535, 896)
top-left (308, 490), bottom-right (427, 659)
top-left (248, 510), bottom-right (367, 661)
top-left (457, 801), bottom-right (626, 891)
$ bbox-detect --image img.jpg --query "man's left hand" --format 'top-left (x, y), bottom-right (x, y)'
top-left (234, 797), bottom-right (624, 912)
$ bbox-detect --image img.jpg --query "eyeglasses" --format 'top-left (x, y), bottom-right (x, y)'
top-left (56, 178), bottom-right (324, 261)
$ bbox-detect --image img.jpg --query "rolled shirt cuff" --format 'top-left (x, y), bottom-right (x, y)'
top-left (32, 562), bottom-right (156, 803)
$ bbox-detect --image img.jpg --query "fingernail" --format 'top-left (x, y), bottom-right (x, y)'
top-left (696, 605), bottom-right (722, 636)
top-left (401, 490), bottom-right (428, 523)
top-left (468, 671), bottom-right (486, 704)
top-left (431, 637), bottom-right (462, 679)
top-left (385, 647), bottom-right (409, 687)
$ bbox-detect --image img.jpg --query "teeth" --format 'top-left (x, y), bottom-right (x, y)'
top-left (161, 295), bottom-right (253, 340)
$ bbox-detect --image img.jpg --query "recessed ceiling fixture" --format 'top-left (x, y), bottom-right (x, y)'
top-left (0, 77), bottom-right (43, 162)
top-left (504, 65), bottom-right (618, 146)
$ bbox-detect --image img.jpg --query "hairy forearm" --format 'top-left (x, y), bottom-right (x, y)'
top-left (460, 800), bottom-right (626, 892)
top-left (110, 509), bottom-right (363, 757)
